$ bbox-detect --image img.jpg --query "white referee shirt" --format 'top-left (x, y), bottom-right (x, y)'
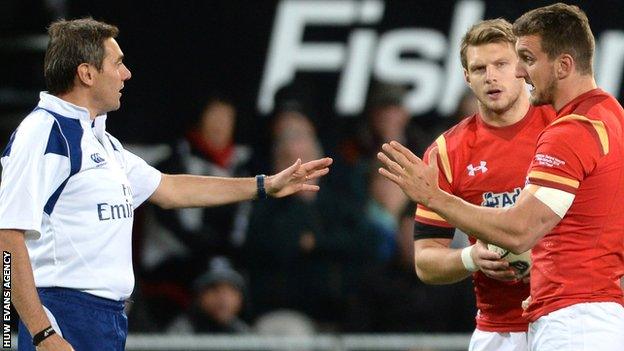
top-left (0, 92), bottom-right (162, 300)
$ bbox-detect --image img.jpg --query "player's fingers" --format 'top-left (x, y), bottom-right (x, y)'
top-left (377, 151), bottom-right (405, 175)
top-left (378, 167), bottom-right (402, 185)
top-left (521, 296), bottom-right (532, 310)
top-left (389, 140), bottom-right (421, 164)
top-left (482, 269), bottom-right (517, 281)
top-left (477, 259), bottom-right (509, 271)
top-left (382, 143), bottom-right (412, 170)
top-left (474, 250), bottom-right (502, 260)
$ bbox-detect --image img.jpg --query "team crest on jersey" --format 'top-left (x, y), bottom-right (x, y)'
top-left (482, 187), bottom-right (521, 208)
top-left (90, 153), bottom-right (106, 164)
top-left (467, 161), bottom-right (488, 176)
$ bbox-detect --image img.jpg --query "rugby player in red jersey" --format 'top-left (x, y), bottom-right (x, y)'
top-left (380, 4), bottom-right (624, 350)
top-left (413, 18), bottom-right (554, 351)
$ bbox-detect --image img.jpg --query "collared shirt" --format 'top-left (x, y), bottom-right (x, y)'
top-left (0, 92), bottom-right (161, 300)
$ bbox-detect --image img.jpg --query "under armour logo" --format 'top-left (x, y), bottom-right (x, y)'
top-left (91, 153), bottom-right (106, 163)
top-left (467, 161), bottom-right (488, 176)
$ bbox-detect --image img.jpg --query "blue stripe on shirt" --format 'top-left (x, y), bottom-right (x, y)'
top-left (45, 121), bottom-right (69, 157)
top-left (39, 108), bottom-right (83, 215)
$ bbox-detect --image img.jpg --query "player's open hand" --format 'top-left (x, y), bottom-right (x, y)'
top-left (472, 240), bottom-right (517, 281)
top-left (377, 141), bottom-right (442, 207)
top-left (266, 157), bottom-right (333, 198)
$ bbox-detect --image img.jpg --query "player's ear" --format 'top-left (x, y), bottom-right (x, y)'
top-left (463, 68), bottom-right (471, 86)
top-left (556, 54), bottom-right (573, 79)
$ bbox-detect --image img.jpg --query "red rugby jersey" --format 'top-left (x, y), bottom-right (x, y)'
top-left (415, 105), bottom-right (555, 332)
top-left (524, 89), bottom-right (624, 322)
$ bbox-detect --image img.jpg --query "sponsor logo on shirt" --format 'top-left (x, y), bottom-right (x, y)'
top-left (90, 153), bottom-right (106, 164)
top-left (482, 187), bottom-right (521, 208)
top-left (534, 153), bottom-right (565, 168)
top-left (467, 161), bottom-right (488, 176)
top-left (97, 185), bottom-right (134, 221)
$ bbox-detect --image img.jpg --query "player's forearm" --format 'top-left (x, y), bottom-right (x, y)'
top-left (0, 229), bottom-right (51, 336)
top-left (151, 174), bottom-right (262, 209)
top-left (427, 191), bottom-right (530, 254)
top-left (415, 246), bottom-right (472, 284)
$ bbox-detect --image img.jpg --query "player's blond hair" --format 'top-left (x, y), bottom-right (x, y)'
top-left (460, 18), bottom-right (516, 70)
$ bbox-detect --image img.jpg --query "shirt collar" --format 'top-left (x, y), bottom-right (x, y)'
top-left (38, 91), bottom-right (108, 140)
top-left (556, 88), bottom-right (605, 117)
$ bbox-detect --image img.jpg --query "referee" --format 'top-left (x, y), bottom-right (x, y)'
top-left (0, 18), bottom-right (332, 351)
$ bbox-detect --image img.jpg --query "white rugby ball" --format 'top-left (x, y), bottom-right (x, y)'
top-left (487, 244), bottom-right (532, 278)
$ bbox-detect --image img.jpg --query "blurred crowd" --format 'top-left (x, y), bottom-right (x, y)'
top-left (124, 82), bottom-right (480, 335)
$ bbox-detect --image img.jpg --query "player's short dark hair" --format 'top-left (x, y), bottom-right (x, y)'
top-left (513, 3), bottom-right (594, 75)
top-left (460, 18), bottom-right (516, 70)
top-left (45, 17), bottom-right (119, 95)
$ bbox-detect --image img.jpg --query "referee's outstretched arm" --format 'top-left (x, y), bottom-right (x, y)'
top-left (149, 157), bottom-right (333, 209)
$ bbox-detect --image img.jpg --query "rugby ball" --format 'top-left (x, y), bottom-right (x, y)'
top-left (487, 244), bottom-right (532, 278)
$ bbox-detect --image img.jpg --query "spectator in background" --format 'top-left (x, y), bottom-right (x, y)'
top-left (346, 203), bottom-right (475, 333)
top-left (333, 82), bottom-right (430, 209)
top-left (366, 163), bottom-right (409, 262)
top-left (244, 106), bottom-right (378, 328)
top-left (138, 94), bottom-right (253, 329)
top-left (167, 258), bottom-right (250, 334)
top-left (344, 82), bottom-right (430, 161)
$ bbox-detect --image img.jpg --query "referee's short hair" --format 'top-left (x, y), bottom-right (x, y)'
top-left (45, 17), bottom-right (119, 95)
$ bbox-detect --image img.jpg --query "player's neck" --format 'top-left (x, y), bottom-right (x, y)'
top-left (552, 75), bottom-right (597, 112)
top-left (478, 93), bottom-right (530, 128)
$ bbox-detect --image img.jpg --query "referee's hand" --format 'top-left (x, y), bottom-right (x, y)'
top-left (36, 333), bottom-right (74, 351)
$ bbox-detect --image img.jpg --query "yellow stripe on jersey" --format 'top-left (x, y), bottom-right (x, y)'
top-left (528, 171), bottom-right (580, 189)
top-left (551, 114), bottom-right (609, 155)
top-left (434, 135), bottom-right (453, 184)
top-left (416, 208), bottom-right (447, 223)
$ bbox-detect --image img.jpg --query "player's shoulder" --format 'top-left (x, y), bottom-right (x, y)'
top-left (572, 89), bottom-right (621, 118)
top-left (429, 114), bottom-right (477, 147)
top-left (444, 114), bottom-right (479, 139)
top-left (430, 114), bottom-right (479, 154)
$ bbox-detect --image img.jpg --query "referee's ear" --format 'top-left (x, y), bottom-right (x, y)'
top-left (76, 62), bottom-right (96, 88)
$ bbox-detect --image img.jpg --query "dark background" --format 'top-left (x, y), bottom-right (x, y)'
top-left (1, 0), bottom-right (623, 145)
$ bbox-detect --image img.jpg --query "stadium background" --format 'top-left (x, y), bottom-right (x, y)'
top-left (1, 0), bottom-right (624, 350)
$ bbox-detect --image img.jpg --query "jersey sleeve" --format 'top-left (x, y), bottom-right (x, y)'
top-left (0, 113), bottom-right (70, 239)
top-left (414, 136), bottom-right (456, 240)
top-left (527, 115), bottom-right (606, 194)
top-left (122, 149), bottom-right (162, 207)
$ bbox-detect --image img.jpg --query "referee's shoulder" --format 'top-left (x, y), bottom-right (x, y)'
top-left (13, 109), bottom-right (58, 142)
